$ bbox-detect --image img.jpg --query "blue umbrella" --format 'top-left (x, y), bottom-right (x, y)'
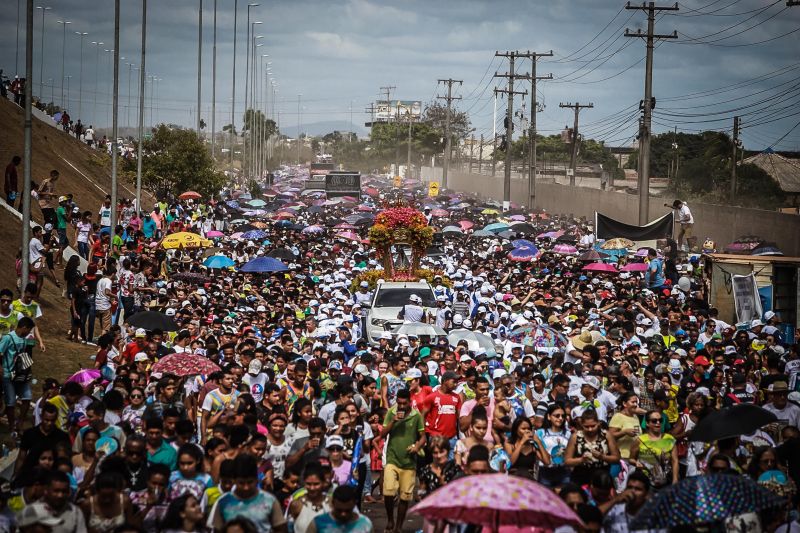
top-left (484, 222), bottom-right (509, 233)
top-left (512, 239), bottom-right (536, 248)
top-left (508, 245), bottom-right (539, 262)
top-left (241, 230), bottom-right (267, 240)
top-left (225, 200), bottom-right (240, 209)
top-left (275, 220), bottom-right (293, 228)
top-left (203, 255), bottom-right (236, 269)
top-left (240, 257), bottom-right (288, 273)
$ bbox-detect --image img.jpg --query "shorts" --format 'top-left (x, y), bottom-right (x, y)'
top-left (679, 223), bottom-right (693, 240)
top-left (382, 463), bottom-right (416, 501)
top-left (57, 228), bottom-right (68, 247)
top-left (2, 377), bottom-right (32, 407)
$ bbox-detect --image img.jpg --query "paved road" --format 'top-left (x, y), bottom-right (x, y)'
top-left (362, 500), bottom-right (424, 532)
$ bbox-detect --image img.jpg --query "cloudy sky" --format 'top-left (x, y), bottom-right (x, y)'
top-left (1, 0), bottom-right (799, 150)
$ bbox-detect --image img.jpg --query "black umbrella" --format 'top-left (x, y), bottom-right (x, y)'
top-left (497, 230), bottom-right (517, 240)
top-left (511, 223), bottom-right (536, 234)
top-left (126, 311), bottom-right (179, 332)
top-left (268, 248), bottom-right (296, 260)
top-left (234, 223), bottom-right (257, 233)
top-left (689, 404), bottom-right (778, 442)
top-left (555, 233), bottom-right (578, 244)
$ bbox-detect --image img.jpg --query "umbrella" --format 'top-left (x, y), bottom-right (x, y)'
top-left (582, 262), bottom-right (619, 273)
top-left (510, 222), bottom-right (536, 234)
top-left (577, 249), bottom-right (609, 262)
top-left (430, 208), bottom-right (449, 217)
top-left (205, 230), bottom-right (224, 238)
top-left (151, 352), bottom-right (221, 378)
top-left (630, 474), bottom-right (784, 531)
top-left (511, 239), bottom-right (536, 249)
top-left (412, 474), bottom-right (581, 531)
top-left (497, 230), bottom-right (517, 240)
top-left (203, 255), bottom-right (236, 269)
top-left (620, 262), bottom-right (647, 272)
top-left (481, 208), bottom-right (500, 215)
top-left (334, 223), bottom-right (357, 230)
top-left (507, 324), bottom-right (569, 351)
top-left (336, 231), bottom-right (361, 241)
top-left (471, 230), bottom-right (495, 238)
top-left (302, 225), bottom-right (324, 234)
top-left (509, 215), bottom-right (527, 221)
top-left (126, 311), bottom-right (179, 331)
top-left (396, 323), bottom-right (447, 337)
top-left (239, 257), bottom-right (289, 273)
top-left (508, 246), bottom-right (539, 262)
top-left (67, 369), bottom-right (102, 387)
top-left (553, 244), bottom-right (578, 255)
top-left (484, 222), bottom-right (510, 233)
top-left (689, 404), bottom-right (778, 442)
top-left (601, 238), bottom-right (635, 250)
top-left (241, 230), bottom-right (268, 240)
top-left (458, 220), bottom-right (475, 230)
top-left (178, 191), bottom-right (201, 200)
top-left (447, 329), bottom-right (497, 356)
top-left (267, 248), bottom-right (295, 260)
top-left (160, 232), bottom-right (212, 249)
top-left (752, 245), bottom-right (783, 256)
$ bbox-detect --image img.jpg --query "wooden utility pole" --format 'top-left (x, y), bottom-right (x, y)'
top-left (495, 52), bottom-right (529, 211)
top-left (559, 102), bottom-right (593, 186)
top-left (731, 116), bottom-right (741, 201)
top-left (469, 134), bottom-right (475, 173)
top-left (516, 51), bottom-right (552, 209)
top-left (437, 79), bottom-right (462, 189)
top-left (625, 1), bottom-right (678, 224)
top-left (479, 133), bottom-right (484, 174)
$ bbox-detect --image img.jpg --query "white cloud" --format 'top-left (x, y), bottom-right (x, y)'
top-left (305, 32), bottom-right (370, 60)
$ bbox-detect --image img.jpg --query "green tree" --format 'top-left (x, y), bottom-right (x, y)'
top-left (422, 101), bottom-right (471, 141)
top-left (126, 125), bottom-right (225, 199)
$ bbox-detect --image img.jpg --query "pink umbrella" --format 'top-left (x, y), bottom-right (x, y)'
top-left (509, 214), bottom-right (527, 221)
top-left (583, 262), bottom-right (619, 273)
top-left (431, 208), bottom-right (449, 217)
top-left (336, 231), bottom-right (360, 241)
top-left (67, 369), bottom-right (102, 388)
top-left (206, 230), bottom-right (224, 238)
top-left (357, 204), bottom-right (374, 212)
top-left (334, 223), bottom-right (357, 230)
top-left (621, 262), bottom-right (648, 272)
top-left (230, 232), bottom-right (244, 240)
top-left (412, 473), bottom-right (581, 531)
top-left (553, 244), bottom-right (578, 255)
top-left (458, 220), bottom-right (475, 230)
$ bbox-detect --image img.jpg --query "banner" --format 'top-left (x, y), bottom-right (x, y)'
top-left (595, 212), bottom-right (674, 241)
top-left (428, 182), bottom-right (440, 198)
top-left (732, 273), bottom-right (763, 324)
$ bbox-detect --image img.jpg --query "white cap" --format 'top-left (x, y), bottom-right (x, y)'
top-left (256, 305), bottom-right (267, 312)
top-left (134, 352), bottom-right (149, 362)
top-left (459, 354), bottom-right (472, 363)
top-left (134, 328), bottom-right (147, 338)
top-left (764, 310), bottom-right (776, 321)
top-left (360, 281), bottom-right (369, 288)
top-left (354, 363), bottom-right (370, 376)
top-left (492, 368), bottom-right (507, 380)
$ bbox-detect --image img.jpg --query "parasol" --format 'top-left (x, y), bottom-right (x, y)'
top-left (396, 323), bottom-right (447, 337)
top-left (689, 404), bottom-right (778, 442)
top-left (507, 324), bottom-right (569, 351)
top-left (203, 255), bottom-right (236, 269)
top-left (577, 249), bottom-right (609, 262)
top-left (150, 352), bottom-right (221, 378)
top-left (178, 191), bottom-right (201, 200)
top-left (239, 257), bottom-right (289, 273)
top-left (582, 262), bottom-right (619, 273)
top-left (67, 369), bottom-right (102, 388)
top-left (553, 244), bottom-right (578, 255)
top-left (620, 262), bottom-right (647, 272)
top-left (160, 232), bottom-right (212, 250)
top-left (601, 238), bottom-right (635, 250)
top-left (126, 311), bottom-right (179, 331)
top-left (447, 329), bottom-right (497, 356)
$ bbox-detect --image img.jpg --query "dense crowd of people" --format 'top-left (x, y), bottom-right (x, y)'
top-left (0, 166), bottom-right (797, 533)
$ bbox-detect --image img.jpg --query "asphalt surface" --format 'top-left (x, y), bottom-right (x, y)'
top-left (362, 500), bottom-right (425, 532)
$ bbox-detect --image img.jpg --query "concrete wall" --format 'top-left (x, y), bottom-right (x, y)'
top-left (421, 167), bottom-right (800, 256)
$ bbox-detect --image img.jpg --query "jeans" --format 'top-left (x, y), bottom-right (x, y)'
top-left (78, 241), bottom-right (90, 260)
top-left (80, 299), bottom-right (97, 342)
top-left (120, 295), bottom-right (135, 323)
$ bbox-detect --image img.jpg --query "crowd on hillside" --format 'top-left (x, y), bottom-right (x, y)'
top-left (0, 165), bottom-right (796, 533)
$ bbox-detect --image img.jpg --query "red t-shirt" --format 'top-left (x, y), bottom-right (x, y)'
top-left (121, 340), bottom-right (144, 363)
top-left (411, 386), bottom-right (432, 412)
top-left (422, 390), bottom-right (462, 438)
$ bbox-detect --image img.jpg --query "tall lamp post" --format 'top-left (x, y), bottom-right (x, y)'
top-left (56, 19), bottom-right (70, 108)
top-left (136, 0), bottom-right (147, 212)
top-left (36, 5), bottom-right (52, 100)
top-left (91, 41), bottom-right (103, 126)
top-left (75, 31), bottom-right (88, 120)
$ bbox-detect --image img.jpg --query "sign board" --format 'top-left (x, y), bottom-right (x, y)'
top-left (566, 168), bottom-right (575, 176)
top-left (373, 100), bottom-right (422, 122)
top-left (325, 171), bottom-right (361, 198)
top-left (428, 182), bottom-right (440, 198)
top-left (393, 175), bottom-right (402, 188)
top-left (732, 273), bottom-right (763, 324)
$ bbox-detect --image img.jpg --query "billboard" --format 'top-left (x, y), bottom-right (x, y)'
top-left (373, 100), bottom-right (422, 122)
top-left (325, 171), bottom-right (361, 198)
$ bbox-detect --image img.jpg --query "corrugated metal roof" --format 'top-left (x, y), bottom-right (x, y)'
top-left (744, 152), bottom-right (800, 193)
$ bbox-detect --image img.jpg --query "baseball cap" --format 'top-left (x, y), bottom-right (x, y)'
top-left (459, 354), bottom-right (472, 363)
top-left (404, 368), bottom-right (423, 381)
top-left (134, 328), bottom-right (147, 338)
top-left (693, 356), bottom-right (710, 367)
top-left (328, 360), bottom-right (343, 371)
top-left (582, 376), bottom-right (601, 390)
top-left (354, 364), bottom-right (370, 377)
top-left (248, 359), bottom-right (262, 375)
top-left (325, 435), bottom-right (345, 449)
top-left (134, 352), bottom-right (149, 362)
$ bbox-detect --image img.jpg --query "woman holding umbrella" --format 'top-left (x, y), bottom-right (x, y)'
top-left (630, 409), bottom-right (680, 490)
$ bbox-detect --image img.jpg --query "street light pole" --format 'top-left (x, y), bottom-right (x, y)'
top-left (211, 0), bottom-right (217, 161)
top-left (22, 0), bottom-right (34, 287)
top-left (126, 62), bottom-right (135, 129)
top-left (230, 0), bottom-right (241, 177)
top-left (91, 41), bottom-right (103, 126)
top-left (75, 31), bottom-right (88, 120)
top-left (110, 0), bottom-right (120, 247)
top-left (297, 93), bottom-right (302, 164)
top-left (136, 0), bottom-right (147, 212)
top-left (36, 5), bottom-right (51, 100)
top-left (65, 75), bottom-right (71, 107)
top-left (56, 19), bottom-right (70, 108)
top-left (196, 0), bottom-right (202, 135)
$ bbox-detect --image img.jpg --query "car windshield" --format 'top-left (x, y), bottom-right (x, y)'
top-left (374, 288), bottom-right (436, 308)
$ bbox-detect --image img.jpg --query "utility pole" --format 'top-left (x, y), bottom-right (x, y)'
top-left (625, 1), bottom-right (678, 224)
top-left (57, 20), bottom-right (70, 108)
top-left (731, 116), bottom-right (741, 202)
top-left (230, 0), bottom-right (239, 176)
top-left (110, 0), bottom-right (120, 247)
top-left (469, 134), bottom-right (475, 173)
top-left (22, 0), bottom-right (33, 287)
top-left (494, 52), bottom-right (528, 211)
top-left (492, 134), bottom-right (497, 177)
top-left (211, 0), bottom-right (217, 160)
top-left (297, 94), bottom-right (302, 164)
top-left (478, 133), bottom-right (484, 174)
top-left (406, 110), bottom-right (413, 180)
top-left (559, 102), bottom-right (593, 186)
top-left (196, 0), bottom-right (203, 134)
top-left (521, 51), bottom-right (553, 208)
top-left (380, 86), bottom-right (396, 174)
top-left (75, 31), bottom-right (88, 119)
top-left (136, 0), bottom-right (146, 212)
top-left (436, 79), bottom-right (462, 189)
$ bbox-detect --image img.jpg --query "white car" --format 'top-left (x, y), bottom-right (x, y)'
top-left (365, 281), bottom-right (436, 344)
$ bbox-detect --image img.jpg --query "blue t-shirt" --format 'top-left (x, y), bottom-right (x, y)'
top-left (143, 218), bottom-right (157, 238)
top-left (646, 258), bottom-right (665, 289)
top-left (211, 490), bottom-right (284, 533)
top-left (311, 512), bottom-right (373, 533)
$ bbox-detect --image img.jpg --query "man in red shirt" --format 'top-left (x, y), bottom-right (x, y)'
top-left (421, 371), bottom-right (461, 440)
top-left (406, 368), bottom-right (432, 412)
top-left (121, 328), bottom-right (149, 364)
top-left (4, 155), bottom-right (20, 209)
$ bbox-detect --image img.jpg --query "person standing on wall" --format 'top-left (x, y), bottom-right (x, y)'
top-left (671, 199), bottom-right (694, 252)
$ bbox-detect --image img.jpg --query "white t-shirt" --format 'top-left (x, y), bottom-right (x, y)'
top-left (95, 277), bottom-right (113, 311)
top-left (678, 204), bottom-right (694, 224)
top-left (243, 373), bottom-right (269, 403)
top-left (99, 204), bottom-right (113, 227)
top-left (29, 237), bottom-right (45, 264)
top-left (763, 402), bottom-right (800, 429)
top-left (77, 221), bottom-right (92, 243)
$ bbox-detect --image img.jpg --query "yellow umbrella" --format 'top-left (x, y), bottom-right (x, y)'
top-left (160, 232), bottom-right (213, 249)
top-left (481, 208), bottom-right (500, 215)
top-left (601, 238), bottom-right (635, 250)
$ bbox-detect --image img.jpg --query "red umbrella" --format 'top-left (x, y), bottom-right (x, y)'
top-left (336, 231), bottom-right (360, 241)
top-left (621, 262), bottom-right (648, 272)
top-left (458, 220), bottom-right (474, 230)
top-left (583, 262), bottom-right (619, 273)
top-left (179, 191), bottom-right (201, 200)
top-left (334, 223), bottom-right (357, 230)
top-left (151, 352), bottom-right (221, 377)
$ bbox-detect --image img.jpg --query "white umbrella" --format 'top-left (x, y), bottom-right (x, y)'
top-left (447, 329), bottom-right (497, 356)
top-left (396, 322), bottom-right (446, 337)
